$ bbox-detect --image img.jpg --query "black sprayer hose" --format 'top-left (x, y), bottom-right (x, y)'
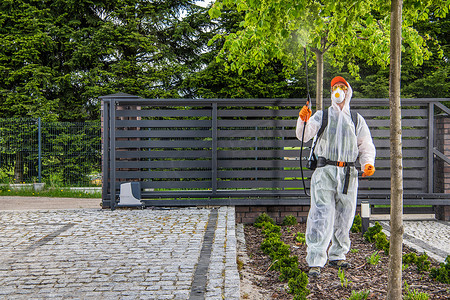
top-left (299, 120), bottom-right (310, 196)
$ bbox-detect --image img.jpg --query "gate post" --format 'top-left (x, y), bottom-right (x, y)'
top-left (435, 114), bottom-right (450, 221)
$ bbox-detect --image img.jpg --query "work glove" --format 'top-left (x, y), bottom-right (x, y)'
top-left (299, 105), bottom-right (312, 122)
top-left (362, 164), bottom-right (375, 177)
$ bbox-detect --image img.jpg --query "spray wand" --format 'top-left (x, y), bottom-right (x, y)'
top-left (299, 48), bottom-right (311, 196)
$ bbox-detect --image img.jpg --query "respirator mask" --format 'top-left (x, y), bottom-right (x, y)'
top-left (331, 88), bottom-right (346, 103)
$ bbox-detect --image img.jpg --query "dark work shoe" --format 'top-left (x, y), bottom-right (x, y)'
top-left (329, 260), bottom-right (351, 269)
top-left (308, 267), bottom-right (321, 277)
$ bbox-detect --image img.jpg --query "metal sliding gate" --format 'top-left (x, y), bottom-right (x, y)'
top-left (101, 93), bottom-right (450, 209)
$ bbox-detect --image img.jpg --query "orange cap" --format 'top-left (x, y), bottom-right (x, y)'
top-left (331, 76), bottom-right (348, 88)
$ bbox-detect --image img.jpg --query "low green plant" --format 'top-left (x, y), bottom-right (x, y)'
top-left (404, 282), bottom-right (429, 300)
top-left (282, 215), bottom-right (298, 226)
top-left (366, 251), bottom-right (380, 265)
top-left (261, 222), bottom-right (281, 236)
top-left (350, 249), bottom-right (359, 253)
top-left (403, 252), bottom-right (418, 265)
top-left (294, 232), bottom-right (306, 244)
top-left (403, 252), bottom-right (431, 274)
top-left (416, 253), bottom-right (431, 273)
top-left (363, 222), bottom-right (383, 243)
top-left (261, 235), bottom-right (290, 260)
top-left (254, 213), bottom-right (275, 227)
top-left (430, 255), bottom-right (450, 284)
top-left (351, 214), bottom-right (362, 233)
top-left (347, 289), bottom-right (370, 300)
top-left (271, 255), bottom-right (299, 272)
top-left (402, 264), bottom-right (410, 271)
top-left (255, 212), bottom-right (309, 298)
top-left (279, 264), bottom-right (301, 281)
top-left (288, 273), bottom-right (310, 300)
top-left (338, 268), bottom-right (351, 288)
top-left (374, 232), bottom-right (390, 255)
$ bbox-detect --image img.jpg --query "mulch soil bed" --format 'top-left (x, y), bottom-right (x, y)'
top-left (243, 222), bottom-right (450, 299)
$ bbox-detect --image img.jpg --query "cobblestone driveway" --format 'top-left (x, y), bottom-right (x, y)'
top-left (0, 207), bottom-right (239, 299)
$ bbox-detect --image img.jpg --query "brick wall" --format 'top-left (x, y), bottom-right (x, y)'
top-left (235, 205), bottom-right (364, 224)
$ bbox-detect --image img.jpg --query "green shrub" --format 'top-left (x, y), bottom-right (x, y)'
top-left (430, 255), bottom-right (450, 284)
top-left (403, 252), bottom-right (418, 265)
top-left (272, 255), bottom-right (299, 272)
top-left (416, 253), bottom-right (431, 273)
top-left (347, 290), bottom-right (370, 300)
top-left (351, 214), bottom-right (362, 233)
top-left (403, 252), bottom-right (431, 274)
top-left (261, 236), bottom-right (290, 260)
top-left (374, 232), bottom-right (390, 254)
top-left (288, 273), bottom-right (310, 299)
top-left (279, 264), bottom-right (301, 282)
top-left (282, 215), bottom-right (298, 226)
top-left (254, 213), bottom-right (275, 227)
top-left (363, 222), bottom-right (383, 243)
top-left (294, 232), bottom-right (306, 244)
top-left (261, 222), bottom-right (281, 236)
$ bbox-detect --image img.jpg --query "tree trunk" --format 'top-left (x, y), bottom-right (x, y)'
top-left (314, 50), bottom-right (324, 111)
top-left (387, 0), bottom-right (404, 299)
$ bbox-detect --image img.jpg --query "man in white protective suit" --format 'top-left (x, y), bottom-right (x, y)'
top-left (296, 76), bottom-right (376, 277)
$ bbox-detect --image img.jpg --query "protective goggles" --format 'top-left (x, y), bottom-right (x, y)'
top-left (332, 85), bottom-right (348, 91)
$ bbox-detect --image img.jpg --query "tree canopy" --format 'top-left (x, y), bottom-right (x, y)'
top-left (0, 0), bottom-right (448, 122)
top-left (208, 0), bottom-right (449, 108)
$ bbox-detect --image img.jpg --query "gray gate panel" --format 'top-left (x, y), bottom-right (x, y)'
top-left (101, 96), bottom-right (449, 207)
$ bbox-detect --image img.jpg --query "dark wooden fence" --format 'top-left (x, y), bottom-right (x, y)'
top-left (101, 94), bottom-right (450, 209)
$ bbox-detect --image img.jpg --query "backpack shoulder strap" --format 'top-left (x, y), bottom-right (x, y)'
top-left (351, 110), bottom-right (359, 134)
top-left (317, 109), bottom-right (328, 138)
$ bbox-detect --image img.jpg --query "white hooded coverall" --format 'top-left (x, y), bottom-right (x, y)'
top-left (296, 83), bottom-right (376, 267)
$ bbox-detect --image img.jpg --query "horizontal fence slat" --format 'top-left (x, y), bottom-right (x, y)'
top-left (116, 160), bottom-right (212, 169)
top-left (217, 180), bottom-right (309, 189)
top-left (116, 130), bottom-right (212, 138)
top-left (218, 129), bottom-right (298, 138)
top-left (116, 109), bottom-right (212, 118)
top-left (139, 181), bottom-right (212, 189)
top-left (375, 149), bottom-right (427, 158)
top-left (116, 120), bottom-right (211, 128)
top-left (116, 170), bottom-right (212, 179)
top-left (115, 150), bottom-right (212, 159)
top-left (371, 129), bottom-right (427, 138)
top-left (115, 140), bottom-right (212, 148)
top-left (219, 109), bottom-right (299, 117)
top-left (373, 159), bottom-right (426, 168)
top-left (217, 149), bottom-right (300, 158)
top-left (218, 160), bottom-right (305, 168)
top-left (373, 139), bottom-right (427, 148)
top-left (217, 139), bottom-right (301, 148)
top-left (217, 170), bottom-right (312, 178)
top-left (357, 109), bottom-right (428, 118)
top-left (218, 119), bottom-right (295, 127)
top-left (366, 119), bottom-right (428, 127)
